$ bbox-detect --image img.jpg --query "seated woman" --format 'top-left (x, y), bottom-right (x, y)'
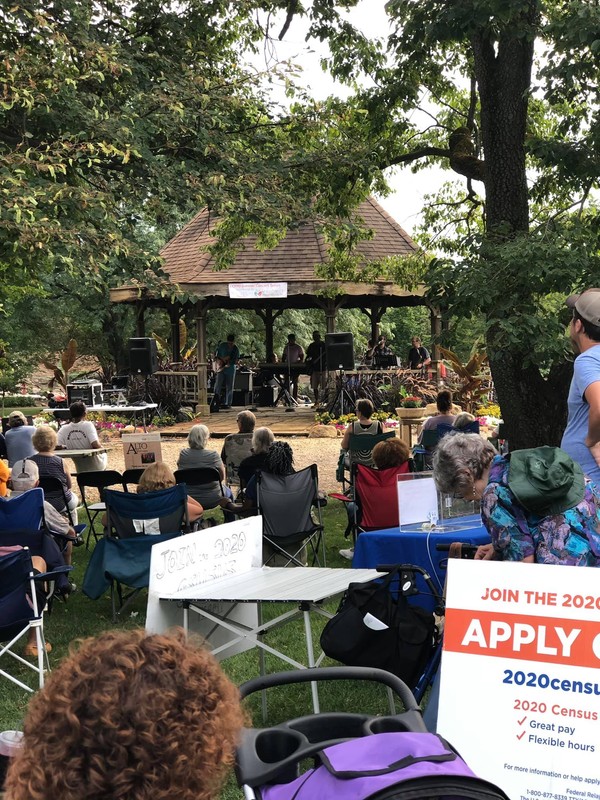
top-left (340, 398), bottom-right (384, 468)
top-left (433, 432), bottom-right (600, 565)
top-left (5, 629), bottom-right (244, 800)
top-left (415, 390), bottom-right (456, 468)
top-left (452, 411), bottom-right (476, 430)
top-left (138, 462), bottom-right (204, 525)
top-left (30, 425), bottom-right (80, 523)
top-left (237, 426), bottom-right (275, 487)
top-left (220, 440), bottom-right (294, 517)
top-left (176, 424), bottom-right (233, 510)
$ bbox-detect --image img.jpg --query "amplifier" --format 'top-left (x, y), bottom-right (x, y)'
top-left (67, 382), bottom-right (103, 407)
top-left (232, 390), bottom-right (252, 407)
top-left (234, 371), bottom-right (253, 392)
top-left (253, 386), bottom-right (277, 406)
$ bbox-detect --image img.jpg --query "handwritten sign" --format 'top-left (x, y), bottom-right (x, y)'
top-left (145, 516), bottom-right (262, 652)
top-left (438, 559), bottom-right (600, 800)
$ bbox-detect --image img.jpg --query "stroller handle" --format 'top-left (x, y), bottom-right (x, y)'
top-left (239, 666), bottom-right (421, 710)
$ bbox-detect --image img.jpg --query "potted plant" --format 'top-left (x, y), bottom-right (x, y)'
top-left (395, 395), bottom-right (425, 419)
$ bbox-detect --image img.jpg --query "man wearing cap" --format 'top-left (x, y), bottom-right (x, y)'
top-left (562, 289), bottom-right (600, 482)
top-left (9, 459), bottom-right (76, 586)
top-left (5, 410), bottom-right (36, 467)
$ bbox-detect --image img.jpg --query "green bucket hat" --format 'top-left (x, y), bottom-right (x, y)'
top-left (508, 446), bottom-right (585, 517)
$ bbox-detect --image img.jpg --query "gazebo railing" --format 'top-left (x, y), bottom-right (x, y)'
top-left (154, 370), bottom-right (200, 404)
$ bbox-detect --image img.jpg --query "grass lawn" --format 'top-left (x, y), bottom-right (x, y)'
top-left (1, 501), bottom-right (426, 799)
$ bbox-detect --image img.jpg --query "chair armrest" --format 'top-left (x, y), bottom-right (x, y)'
top-left (34, 565), bottom-right (74, 582)
top-left (328, 492), bottom-right (351, 503)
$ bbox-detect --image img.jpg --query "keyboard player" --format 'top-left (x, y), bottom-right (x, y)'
top-left (282, 334), bottom-right (305, 400)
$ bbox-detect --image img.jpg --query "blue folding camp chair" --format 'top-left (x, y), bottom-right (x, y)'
top-left (83, 484), bottom-right (188, 620)
top-left (0, 546), bottom-right (72, 691)
top-left (0, 488), bottom-right (83, 557)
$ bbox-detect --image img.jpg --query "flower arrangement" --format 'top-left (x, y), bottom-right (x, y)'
top-left (400, 395), bottom-right (423, 408)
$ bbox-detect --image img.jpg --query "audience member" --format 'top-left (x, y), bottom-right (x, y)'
top-left (433, 433), bottom-right (600, 565)
top-left (372, 437), bottom-right (411, 469)
top-left (10, 458), bottom-right (79, 569)
top-left (177, 424), bottom-right (233, 509)
top-left (221, 440), bottom-right (294, 516)
top-left (56, 401), bottom-right (107, 472)
top-left (416, 390), bottom-right (456, 468)
top-left (220, 410), bottom-right (256, 484)
top-left (30, 425), bottom-right (79, 523)
top-left (138, 461), bottom-right (203, 524)
top-left (5, 410), bottom-right (36, 467)
top-left (5, 629), bottom-right (245, 800)
top-left (0, 456), bottom-right (8, 496)
top-left (452, 411), bottom-right (476, 430)
top-left (237, 427), bottom-right (275, 486)
top-left (340, 398), bottom-right (384, 468)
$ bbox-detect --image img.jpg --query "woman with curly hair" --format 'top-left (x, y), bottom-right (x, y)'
top-left (5, 629), bottom-right (244, 800)
top-left (138, 461), bottom-right (204, 524)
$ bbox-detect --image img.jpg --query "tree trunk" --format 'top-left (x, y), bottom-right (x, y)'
top-left (488, 346), bottom-right (572, 449)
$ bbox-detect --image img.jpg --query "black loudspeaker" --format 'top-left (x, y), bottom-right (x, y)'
top-left (325, 332), bottom-right (355, 371)
top-left (253, 386), bottom-right (277, 406)
top-left (232, 390), bottom-right (252, 407)
top-left (234, 371), bottom-right (253, 392)
top-left (128, 338), bottom-right (158, 375)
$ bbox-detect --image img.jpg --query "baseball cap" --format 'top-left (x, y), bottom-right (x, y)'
top-left (8, 410), bottom-right (27, 426)
top-left (565, 288), bottom-right (600, 326)
top-left (10, 458), bottom-right (39, 493)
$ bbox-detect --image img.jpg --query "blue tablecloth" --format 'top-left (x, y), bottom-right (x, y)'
top-left (352, 514), bottom-right (491, 610)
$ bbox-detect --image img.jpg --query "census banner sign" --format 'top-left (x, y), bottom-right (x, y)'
top-left (438, 560), bottom-right (600, 800)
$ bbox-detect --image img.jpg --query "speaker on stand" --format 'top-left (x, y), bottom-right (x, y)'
top-left (325, 332), bottom-right (356, 417)
top-left (128, 338), bottom-right (158, 402)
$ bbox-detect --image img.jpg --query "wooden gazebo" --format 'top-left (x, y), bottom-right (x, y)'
top-left (110, 196), bottom-right (440, 411)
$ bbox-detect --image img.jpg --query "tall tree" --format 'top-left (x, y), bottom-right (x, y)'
top-left (279, 0), bottom-right (600, 447)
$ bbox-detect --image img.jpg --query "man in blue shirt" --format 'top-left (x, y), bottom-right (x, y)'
top-left (213, 333), bottom-right (239, 409)
top-left (5, 410), bottom-right (36, 466)
top-left (561, 289), bottom-right (600, 482)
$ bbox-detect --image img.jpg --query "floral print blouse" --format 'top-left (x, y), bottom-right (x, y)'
top-left (482, 455), bottom-right (600, 565)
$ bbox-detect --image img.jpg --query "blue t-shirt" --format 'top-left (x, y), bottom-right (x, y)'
top-left (561, 345), bottom-right (600, 482)
top-left (5, 425), bottom-right (36, 467)
top-left (216, 341), bottom-right (239, 376)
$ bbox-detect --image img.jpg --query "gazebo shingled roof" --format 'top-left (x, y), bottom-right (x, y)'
top-left (109, 196), bottom-right (425, 307)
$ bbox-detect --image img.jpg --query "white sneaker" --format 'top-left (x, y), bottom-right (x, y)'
top-left (339, 547), bottom-right (354, 560)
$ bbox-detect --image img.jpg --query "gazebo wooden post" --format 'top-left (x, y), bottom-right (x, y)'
top-left (256, 307), bottom-right (283, 361)
top-left (195, 300), bottom-right (210, 415)
top-left (169, 305), bottom-right (181, 363)
top-left (358, 303), bottom-right (385, 342)
top-left (135, 302), bottom-right (146, 337)
top-left (430, 306), bottom-right (442, 385)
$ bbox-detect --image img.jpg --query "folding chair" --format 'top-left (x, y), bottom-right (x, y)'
top-left (437, 421), bottom-right (480, 439)
top-left (174, 467), bottom-right (224, 510)
top-left (122, 467), bottom-right (145, 491)
top-left (84, 485), bottom-right (188, 620)
top-left (257, 464), bottom-right (325, 567)
top-left (0, 546), bottom-right (72, 692)
top-left (77, 469), bottom-right (124, 547)
top-left (37, 475), bottom-right (77, 526)
top-left (412, 429), bottom-right (439, 471)
top-left (0, 489), bottom-right (80, 558)
top-left (339, 430), bottom-right (396, 492)
top-left (222, 434), bottom-right (254, 486)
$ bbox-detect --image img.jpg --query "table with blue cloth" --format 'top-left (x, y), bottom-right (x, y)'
top-left (352, 514), bottom-right (491, 611)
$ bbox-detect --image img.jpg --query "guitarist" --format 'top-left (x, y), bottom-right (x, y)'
top-left (213, 333), bottom-right (239, 409)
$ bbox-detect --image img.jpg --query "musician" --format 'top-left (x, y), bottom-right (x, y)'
top-left (305, 330), bottom-right (327, 404)
top-left (407, 336), bottom-right (431, 371)
top-left (282, 333), bottom-right (304, 400)
top-left (213, 333), bottom-right (239, 409)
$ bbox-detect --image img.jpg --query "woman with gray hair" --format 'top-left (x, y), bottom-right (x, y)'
top-left (433, 432), bottom-right (600, 565)
top-left (237, 427), bottom-right (275, 487)
top-left (177, 424), bottom-right (231, 509)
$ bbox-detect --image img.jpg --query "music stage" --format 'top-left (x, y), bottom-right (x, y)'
top-left (164, 405), bottom-right (330, 438)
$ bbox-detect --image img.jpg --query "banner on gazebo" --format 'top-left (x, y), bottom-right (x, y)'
top-left (228, 282), bottom-right (287, 299)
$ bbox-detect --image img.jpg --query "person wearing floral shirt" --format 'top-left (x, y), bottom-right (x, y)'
top-left (433, 433), bottom-right (600, 566)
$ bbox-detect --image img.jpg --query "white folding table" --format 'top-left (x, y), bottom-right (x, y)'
top-left (163, 566), bottom-right (381, 713)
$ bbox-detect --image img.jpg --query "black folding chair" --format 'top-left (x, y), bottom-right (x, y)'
top-left (77, 470), bottom-right (124, 547)
top-left (174, 467), bottom-right (224, 510)
top-left (121, 467), bottom-right (145, 491)
top-left (257, 464), bottom-right (325, 567)
top-left (37, 475), bottom-right (77, 526)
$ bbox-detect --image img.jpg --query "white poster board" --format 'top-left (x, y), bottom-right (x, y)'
top-left (397, 474), bottom-right (438, 526)
top-left (146, 516), bottom-right (262, 656)
top-left (122, 432), bottom-right (162, 469)
top-left (438, 559), bottom-right (600, 800)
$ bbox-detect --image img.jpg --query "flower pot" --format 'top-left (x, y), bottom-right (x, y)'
top-left (395, 407), bottom-right (425, 420)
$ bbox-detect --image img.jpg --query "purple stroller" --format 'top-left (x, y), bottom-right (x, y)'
top-left (236, 667), bottom-right (509, 800)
